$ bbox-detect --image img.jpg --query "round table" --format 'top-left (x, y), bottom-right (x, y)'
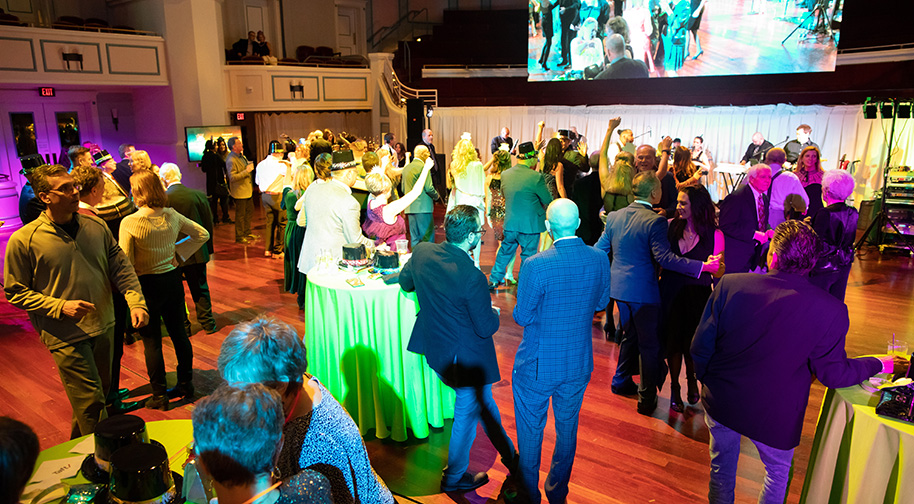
top-left (800, 385), bottom-right (914, 503)
top-left (304, 270), bottom-right (455, 442)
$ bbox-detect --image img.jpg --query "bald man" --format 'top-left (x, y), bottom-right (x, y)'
top-left (740, 132), bottom-right (774, 166)
top-left (402, 145), bottom-right (440, 246)
top-left (512, 199), bottom-right (611, 503)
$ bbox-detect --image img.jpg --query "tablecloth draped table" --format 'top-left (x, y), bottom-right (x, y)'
top-left (304, 270), bottom-right (455, 442)
top-left (800, 385), bottom-right (914, 503)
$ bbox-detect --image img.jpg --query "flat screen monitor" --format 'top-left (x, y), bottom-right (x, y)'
top-left (185, 125), bottom-right (242, 162)
top-left (528, 0), bottom-right (841, 82)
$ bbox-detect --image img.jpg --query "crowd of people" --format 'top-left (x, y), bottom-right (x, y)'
top-left (3, 117), bottom-right (908, 504)
top-left (530, 0), bottom-right (709, 78)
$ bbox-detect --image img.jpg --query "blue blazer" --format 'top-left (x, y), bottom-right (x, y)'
top-left (692, 271), bottom-right (882, 450)
top-left (596, 202), bottom-right (703, 304)
top-left (513, 237), bottom-right (611, 383)
top-left (400, 241), bottom-right (501, 388)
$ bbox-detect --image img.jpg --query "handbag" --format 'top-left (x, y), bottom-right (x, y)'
top-left (875, 383), bottom-right (914, 423)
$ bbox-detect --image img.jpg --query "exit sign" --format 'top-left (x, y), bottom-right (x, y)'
top-left (39, 87), bottom-right (55, 97)
top-left (236, 113), bottom-right (245, 120)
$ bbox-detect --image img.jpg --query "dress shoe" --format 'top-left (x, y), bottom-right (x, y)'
top-left (145, 395), bottom-right (169, 410)
top-left (108, 399), bottom-right (143, 415)
top-left (203, 324), bottom-right (218, 334)
top-left (637, 395), bottom-right (658, 416)
top-left (441, 471), bottom-right (489, 493)
top-left (692, 50), bottom-right (703, 60)
top-left (488, 280), bottom-right (504, 292)
top-left (167, 382), bottom-right (195, 401)
top-left (611, 382), bottom-right (638, 396)
top-left (222, 218), bottom-right (234, 224)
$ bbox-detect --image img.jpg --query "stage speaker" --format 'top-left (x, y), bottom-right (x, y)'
top-left (406, 98), bottom-right (425, 152)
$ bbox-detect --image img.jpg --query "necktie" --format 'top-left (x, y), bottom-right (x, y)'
top-left (757, 193), bottom-right (767, 231)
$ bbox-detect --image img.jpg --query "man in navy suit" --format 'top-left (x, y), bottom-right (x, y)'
top-left (400, 205), bottom-right (517, 494)
top-left (691, 220), bottom-right (901, 503)
top-left (718, 163), bottom-right (773, 273)
top-left (596, 171), bottom-right (719, 414)
top-left (512, 199), bottom-right (611, 503)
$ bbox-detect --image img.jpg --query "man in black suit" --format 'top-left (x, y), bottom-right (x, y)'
top-left (231, 31), bottom-right (257, 60)
top-left (691, 220), bottom-right (903, 503)
top-left (114, 143), bottom-right (134, 193)
top-left (160, 164), bottom-right (217, 335)
top-left (718, 163), bottom-right (773, 274)
top-left (558, 0), bottom-right (580, 67)
top-left (594, 34), bottom-right (649, 79)
top-left (421, 128), bottom-right (446, 204)
top-left (400, 205), bottom-right (517, 494)
top-left (490, 127), bottom-right (515, 154)
top-left (739, 132), bottom-right (774, 166)
top-left (595, 171), bottom-right (719, 414)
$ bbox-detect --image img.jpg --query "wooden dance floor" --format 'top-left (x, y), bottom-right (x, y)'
top-left (1, 204), bottom-right (912, 503)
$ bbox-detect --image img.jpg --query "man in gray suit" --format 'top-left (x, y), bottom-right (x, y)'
top-left (402, 145), bottom-right (440, 247)
top-left (298, 150), bottom-right (376, 275)
top-left (595, 171), bottom-right (720, 415)
top-left (488, 142), bottom-right (553, 290)
top-left (226, 137), bottom-right (255, 244)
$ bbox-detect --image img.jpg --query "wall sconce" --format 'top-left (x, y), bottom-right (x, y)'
top-left (62, 51), bottom-right (83, 71)
top-left (111, 108), bottom-right (119, 131)
top-left (290, 82), bottom-right (304, 100)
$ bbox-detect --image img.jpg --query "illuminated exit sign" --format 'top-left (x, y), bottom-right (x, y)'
top-left (40, 87), bottom-right (55, 97)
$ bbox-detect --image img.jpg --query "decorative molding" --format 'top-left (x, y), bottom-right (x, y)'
top-left (0, 36), bottom-right (36, 71)
top-left (322, 76), bottom-right (367, 101)
top-left (39, 39), bottom-right (102, 74)
top-left (105, 43), bottom-right (161, 75)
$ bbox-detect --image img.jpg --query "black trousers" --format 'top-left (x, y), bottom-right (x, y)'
top-left (106, 289), bottom-right (129, 404)
top-left (209, 193), bottom-right (230, 222)
top-left (179, 263), bottom-right (215, 330)
top-left (138, 269), bottom-right (193, 396)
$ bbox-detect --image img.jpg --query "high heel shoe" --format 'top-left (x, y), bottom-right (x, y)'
top-left (670, 387), bottom-right (684, 413)
top-left (692, 50), bottom-right (704, 60)
top-left (687, 375), bottom-right (700, 405)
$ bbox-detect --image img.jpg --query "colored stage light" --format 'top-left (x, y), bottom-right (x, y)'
top-left (880, 102), bottom-right (894, 119)
top-left (863, 103), bottom-right (878, 119)
top-left (896, 103), bottom-right (912, 119)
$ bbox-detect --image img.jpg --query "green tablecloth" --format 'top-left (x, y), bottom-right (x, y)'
top-left (30, 420), bottom-right (193, 500)
top-left (304, 271), bottom-right (455, 442)
top-left (801, 385), bottom-right (914, 503)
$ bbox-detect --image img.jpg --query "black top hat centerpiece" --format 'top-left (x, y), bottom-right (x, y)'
top-left (108, 443), bottom-right (179, 504)
top-left (330, 150), bottom-right (358, 171)
top-left (81, 415), bottom-right (150, 483)
top-left (92, 149), bottom-right (113, 165)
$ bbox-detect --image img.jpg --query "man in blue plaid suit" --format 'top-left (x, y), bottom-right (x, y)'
top-left (512, 199), bottom-right (611, 503)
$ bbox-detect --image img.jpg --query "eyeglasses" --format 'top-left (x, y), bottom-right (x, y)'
top-left (475, 227), bottom-right (487, 236)
top-left (48, 183), bottom-right (81, 194)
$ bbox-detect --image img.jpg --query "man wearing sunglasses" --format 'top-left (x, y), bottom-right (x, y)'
top-left (4, 164), bottom-right (148, 439)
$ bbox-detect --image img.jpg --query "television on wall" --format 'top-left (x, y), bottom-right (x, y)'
top-left (528, 0), bottom-right (842, 82)
top-left (184, 125), bottom-right (242, 162)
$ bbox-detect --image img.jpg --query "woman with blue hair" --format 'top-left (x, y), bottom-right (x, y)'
top-left (218, 317), bottom-right (393, 503)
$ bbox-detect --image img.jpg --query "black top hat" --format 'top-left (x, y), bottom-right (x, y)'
top-left (516, 142), bottom-right (537, 159)
top-left (331, 150), bottom-right (358, 171)
top-left (108, 443), bottom-right (179, 504)
top-left (80, 415), bottom-right (150, 483)
top-left (92, 149), bottom-right (113, 165)
top-left (557, 129), bottom-right (572, 139)
top-left (269, 140), bottom-right (284, 154)
top-left (19, 154), bottom-right (46, 176)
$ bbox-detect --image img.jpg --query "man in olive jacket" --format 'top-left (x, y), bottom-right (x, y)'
top-left (488, 142), bottom-right (553, 289)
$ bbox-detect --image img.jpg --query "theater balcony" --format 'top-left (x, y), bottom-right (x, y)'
top-left (0, 24), bottom-right (167, 87)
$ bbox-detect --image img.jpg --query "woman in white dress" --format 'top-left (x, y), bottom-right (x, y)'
top-left (447, 133), bottom-right (486, 267)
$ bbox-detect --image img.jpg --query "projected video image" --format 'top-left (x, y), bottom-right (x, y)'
top-left (527, 0), bottom-right (841, 81)
top-left (185, 125), bottom-right (242, 162)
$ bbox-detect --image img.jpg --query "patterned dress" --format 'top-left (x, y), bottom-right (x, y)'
top-left (361, 201), bottom-right (406, 249)
top-left (277, 470), bottom-right (333, 504)
top-left (488, 177), bottom-right (507, 241)
top-left (277, 378), bottom-right (393, 504)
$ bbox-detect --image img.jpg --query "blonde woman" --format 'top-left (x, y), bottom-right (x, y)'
top-left (130, 150), bottom-right (159, 175)
top-left (447, 133), bottom-right (486, 267)
top-left (795, 145), bottom-right (826, 215)
top-left (484, 149), bottom-right (517, 283)
top-left (283, 159), bottom-right (314, 309)
top-left (119, 170), bottom-right (208, 410)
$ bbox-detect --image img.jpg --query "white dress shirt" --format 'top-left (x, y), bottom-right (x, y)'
top-left (767, 163), bottom-right (809, 229)
top-left (255, 154), bottom-right (287, 194)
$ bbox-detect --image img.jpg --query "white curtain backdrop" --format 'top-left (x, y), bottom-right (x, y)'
top-left (254, 111), bottom-right (372, 158)
top-left (429, 104), bottom-right (914, 202)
